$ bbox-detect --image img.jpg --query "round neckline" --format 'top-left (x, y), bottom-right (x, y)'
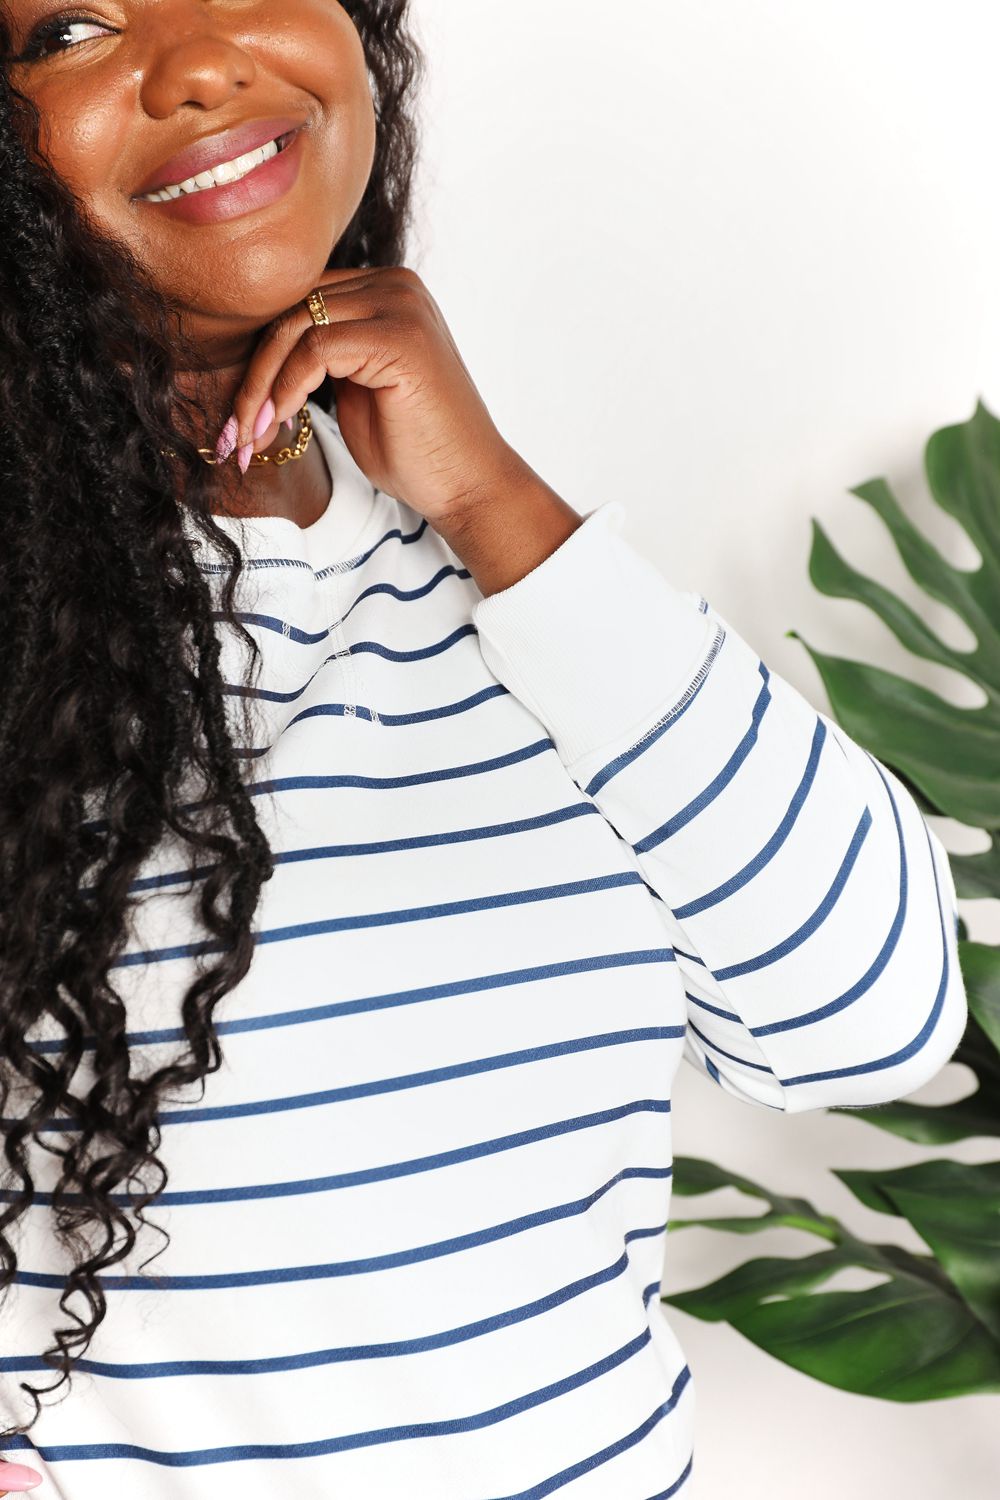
top-left (207, 400), bottom-right (381, 567)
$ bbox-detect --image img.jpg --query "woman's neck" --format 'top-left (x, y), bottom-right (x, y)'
top-left (211, 419), bottom-right (334, 529)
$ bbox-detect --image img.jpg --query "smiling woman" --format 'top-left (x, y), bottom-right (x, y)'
top-left (2, 0), bottom-right (380, 441)
top-left (0, 0), bottom-right (426, 1492)
top-left (0, 3), bottom-right (970, 1499)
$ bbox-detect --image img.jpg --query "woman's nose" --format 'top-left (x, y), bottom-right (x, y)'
top-left (139, 29), bottom-right (257, 119)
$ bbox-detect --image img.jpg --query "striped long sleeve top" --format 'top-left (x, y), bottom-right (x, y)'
top-left (0, 399), bottom-right (967, 1498)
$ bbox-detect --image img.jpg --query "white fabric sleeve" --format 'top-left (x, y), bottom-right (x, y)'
top-left (471, 499), bottom-right (967, 1114)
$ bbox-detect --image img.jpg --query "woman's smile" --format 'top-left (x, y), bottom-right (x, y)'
top-left (133, 111), bottom-right (306, 197)
top-left (134, 118), bottom-right (309, 226)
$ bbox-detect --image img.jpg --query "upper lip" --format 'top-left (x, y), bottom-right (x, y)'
top-left (133, 113), bottom-right (307, 197)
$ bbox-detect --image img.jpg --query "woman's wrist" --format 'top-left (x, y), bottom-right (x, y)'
top-left (433, 447), bottom-right (585, 599)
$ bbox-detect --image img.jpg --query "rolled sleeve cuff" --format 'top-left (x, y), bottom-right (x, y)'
top-left (471, 500), bottom-right (717, 769)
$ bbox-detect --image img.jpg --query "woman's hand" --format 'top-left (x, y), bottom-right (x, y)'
top-left (221, 265), bottom-right (526, 528)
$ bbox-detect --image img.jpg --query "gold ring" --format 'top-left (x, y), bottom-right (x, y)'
top-left (306, 289), bottom-right (331, 326)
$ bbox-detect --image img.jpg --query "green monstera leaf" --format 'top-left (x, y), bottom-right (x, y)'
top-left (665, 402), bottom-right (1000, 1406)
top-left (787, 397), bottom-right (1000, 844)
top-left (784, 401), bottom-right (997, 1139)
top-left (832, 1159), bottom-right (1000, 1343)
top-left (662, 1157), bottom-right (1000, 1401)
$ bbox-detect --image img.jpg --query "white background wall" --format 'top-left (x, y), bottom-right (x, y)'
top-left (407, 1), bottom-right (1000, 1494)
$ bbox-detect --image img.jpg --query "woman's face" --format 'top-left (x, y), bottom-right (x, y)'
top-left (2, 0), bottom-right (377, 355)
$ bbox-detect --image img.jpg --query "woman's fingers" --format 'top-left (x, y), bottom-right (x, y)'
top-left (226, 273), bottom-right (381, 452)
top-left (226, 269), bottom-right (422, 456)
top-left (268, 318), bottom-right (395, 426)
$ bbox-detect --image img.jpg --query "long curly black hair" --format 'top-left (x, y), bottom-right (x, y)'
top-left (0, 0), bottom-right (424, 1444)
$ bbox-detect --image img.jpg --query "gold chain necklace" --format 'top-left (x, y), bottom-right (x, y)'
top-left (161, 403), bottom-right (314, 466)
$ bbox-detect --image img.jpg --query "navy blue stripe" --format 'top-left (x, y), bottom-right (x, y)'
top-left (337, 562), bottom-right (471, 621)
top-left (671, 748), bottom-right (910, 1044)
top-left (10, 1164), bottom-right (671, 1292)
top-left (693, 1031), bottom-right (783, 1108)
top-left (2, 1220), bottom-right (668, 1378)
top-left (224, 623), bottom-right (479, 704)
top-left (20, 1027), bottom-right (683, 1133)
top-left (2, 1099), bottom-right (671, 1210)
top-left (780, 776), bottom-right (951, 1087)
top-left (82, 686), bottom-right (522, 827)
top-left (26, 947), bottom-right (676, 1055)
top-left (583, 622), bottom-right (726, 798)
top-left (109, 870), bottom-right (648, 969)
top-left (711, 806), bottom-right (873, 982)
top-left (645, 1453), bottom-right (695, 1500)
top-left (125, 800), bottom-right (597, 895)
top-left (674, 716), bottom-right (827, 919)
top-left (236, 734), bottom-right (551, 801)
top-left (234, 681), bottom-right (513, 760)
top-left (314, 513), bottom-right (429, 578)
top-left (632, 662), bottom-right (772, 853)
top-left (270, 680), bottom-right (506, 731)
top-left (215, 561), bottom-right (471, 644)
top-left (671, 943), bottom-right (707, 969)
top-left (687, 1020), bottom-right (773, 1075)
top-left (749, 753), bottom-right (907, 1028)
top-left (626, 1222), bottom-right (669, 1245)
top-left (1, 1327), bottom-right (657, 1465)
top-left (197, 514), bottom-right (428, 578)
top-left (683, 989), bottom-right (741, 1023)
top-left (493, 1365), bottom-right (693, 1499)
top-left (697, 1054), bottom-right (785, 1110)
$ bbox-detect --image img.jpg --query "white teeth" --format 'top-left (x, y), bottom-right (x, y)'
top-left (142, 136), bottom-right (282, 202)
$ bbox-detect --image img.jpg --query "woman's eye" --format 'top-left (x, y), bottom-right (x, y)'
top-left (17, 14), bottom-right (113, 62)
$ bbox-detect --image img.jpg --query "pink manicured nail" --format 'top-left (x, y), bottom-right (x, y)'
top-left (252, 398), bottom-right (275, 440)
top-left (283, 416), bottom-right (294, 431)
top-left (215, 414), bottom-right (238, 461)
top-left (0, 1461), bottom-right (43, 1489)
top-left (237, 443), bottom-right (254, 475)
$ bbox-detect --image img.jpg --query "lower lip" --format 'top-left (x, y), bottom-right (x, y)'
top-left (136, 127), bottom-right (306, 225)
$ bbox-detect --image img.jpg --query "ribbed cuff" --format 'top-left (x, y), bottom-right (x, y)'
top-left (471, 500), bottom-right (718, 770)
